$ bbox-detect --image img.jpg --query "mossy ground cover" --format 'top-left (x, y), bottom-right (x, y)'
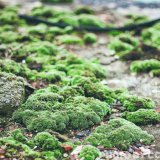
top-left (0, 4), bottom-right (159, 160)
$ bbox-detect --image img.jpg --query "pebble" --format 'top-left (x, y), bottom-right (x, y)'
top-left (63, 153), bottom-right (68, 158)
top-left (128, 148), bottom-right (134, 154)
top-left (136, 143), bottom-right (142, 148)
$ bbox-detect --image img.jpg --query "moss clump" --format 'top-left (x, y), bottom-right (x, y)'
top-left (53, 15), bottom-right (79, 27)
top-left (23, 92), bottom-right (63, 111)
top-left (79, 145), bottom-right (100, 160)
top-left (108, 34), bottom-right (141, 60)
top-left (56, 35), bottom-right (83, 45)
top-left (0, 72), bottom-right (25, 115)
top-left (11, 129), bottom-right (28, 143)
top-left (141, 23), bottom-right (160, 49)
top-left (130, 59), bottom-right (160, 73)
top-left (0, 59), bottom-right (38, 80)
top-left (34, 132), bottom-right (60, 150)
top-left (83, 33), bottom-right (97, 44)
top-left (150, 69), bottom-right (160, 77)
top-left (122, 109), bottom-right (160, 125)
top-left (0, 31), bottom-right (20, 43)
top-left (71, 76), bottom-right (115, 104)
top-left (0, 130), bottom-right (62, 159)
top-left (78, 14), bottom-right (106, 28)
top-left (74, 6), bottom-right (94, 15)
top-left (118, 94), bottom-right (155, 112)
top-left (85, 118), bottom-right (154, 150)
top-left (13, 110), bottom-right (69, 132)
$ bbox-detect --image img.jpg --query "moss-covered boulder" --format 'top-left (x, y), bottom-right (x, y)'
top-left (0, 72), bottom-right (25, 115)
top-left (85, 118), bottom-right (154, 150)
top-left (122, 109), bottom-right (160, 125)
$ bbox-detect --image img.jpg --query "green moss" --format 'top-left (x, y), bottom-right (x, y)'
top-left (27, 24), bottom-right (48, 35)
top-left (0, 130), bottom-right (63, 159)
top-left (122, 109), bottom-right (160, 125)
top-left (83, 33), bottom-right (97, 44)
top-left (71, 76), bottom-right (115, 104)
top-left (150, 69), bottom-right (160, 77)
top-left (23, 92), bottom-right (63, 111)
top-left (130, 59), bottom-right (160, 73)
top-left (118, 94), bottom-right (155, 111)
top-left (108, 34), bottom-right (141, 60)
top-left (126, 14), bottom-right (148, 24)
top-left (74, 6), bottom-right (94, 15)
top-left (53, 15), bottom-right (79, 27)
top-left (85, 118), bottom-right (154, 150)
top-left (0, 31), bottom-right (19, 43)
top-left (79, 145), bottom-right (100, 160)
top-left (34, 132), bottom-right (60, 150)
top-left (78, 14), bottom-right (106, 28)
top-left (11, 129), bottom-right (28, 143)
top-left (0, 59), bottom-right (38, 80)
top-left (142, 23), bottom-right (160, 49)
top-left (56, 35), bottom-right (83, 45)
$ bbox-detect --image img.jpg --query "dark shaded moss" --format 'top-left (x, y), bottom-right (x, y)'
top-left (74, 6), bottom-right (94, 15)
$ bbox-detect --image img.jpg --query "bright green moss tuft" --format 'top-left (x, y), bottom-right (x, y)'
top-left (78, 14), bottom-right (106, 28)
top-left (23, 92), bottom-right (63, 111)
top-left (34, 132), bottom-right (60, 150)
top-left (142, 23), bottom-right (160, 49)
top-left (122, 109), bottom-right (160, 125)
top-left (85, 118), bottom-right (154, 150)
top-left (79, 145), bottom-right (100, 160)
top-left (56, 35), bottom-right (83, 45)
top-left (118, 94), bottom-right (155, 111)
top-left (11, 129), bottom-right (28, 143)
top-left (83, 33), bottom-right (97, 44)
top-left (130, 59), bottom-right (160, 73)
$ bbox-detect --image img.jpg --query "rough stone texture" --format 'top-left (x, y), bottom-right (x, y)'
top-left (0, 72), bottom-right (25, 115)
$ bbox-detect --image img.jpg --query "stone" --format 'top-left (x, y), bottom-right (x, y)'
top-left (0, 72), bottom-right (25, 115)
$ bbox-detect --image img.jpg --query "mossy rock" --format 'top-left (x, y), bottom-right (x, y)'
top-left (56, 35), bottom-right (83, 45)
top-left (85, 118), bottom-right (154, 150)
top-left (122, 109), bottom-right (160, 125)
top-left (0, 72), bottom-right (25, 115)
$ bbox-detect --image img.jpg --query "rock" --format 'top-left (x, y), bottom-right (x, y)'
top-left (0, 72), bottom-right (25, 115)
top-left (136, 143), bottom-right (142, 148)
top-left (63, 153), bottom-right (68, 158)
top-left (75, 132), bottom-right (85, 139)
top-left (139, 147), bottom-right (151, 155)
top-left (61, 144), bottom-right (73, 151)
top-left (128, 148), bottom-right (134, 154)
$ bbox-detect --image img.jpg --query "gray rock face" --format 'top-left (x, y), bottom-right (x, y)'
top-left (0, 72), bottom-right (25, 115)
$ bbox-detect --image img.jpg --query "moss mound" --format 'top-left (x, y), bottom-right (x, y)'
top-left (85, 118), bottom-right (154, 150)
top-left (122, 109), bottom-right (160, 125)
top-left (130, 59), bottom-right (160, 74)
top-left (79, 145), bottom-right (100, 160)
